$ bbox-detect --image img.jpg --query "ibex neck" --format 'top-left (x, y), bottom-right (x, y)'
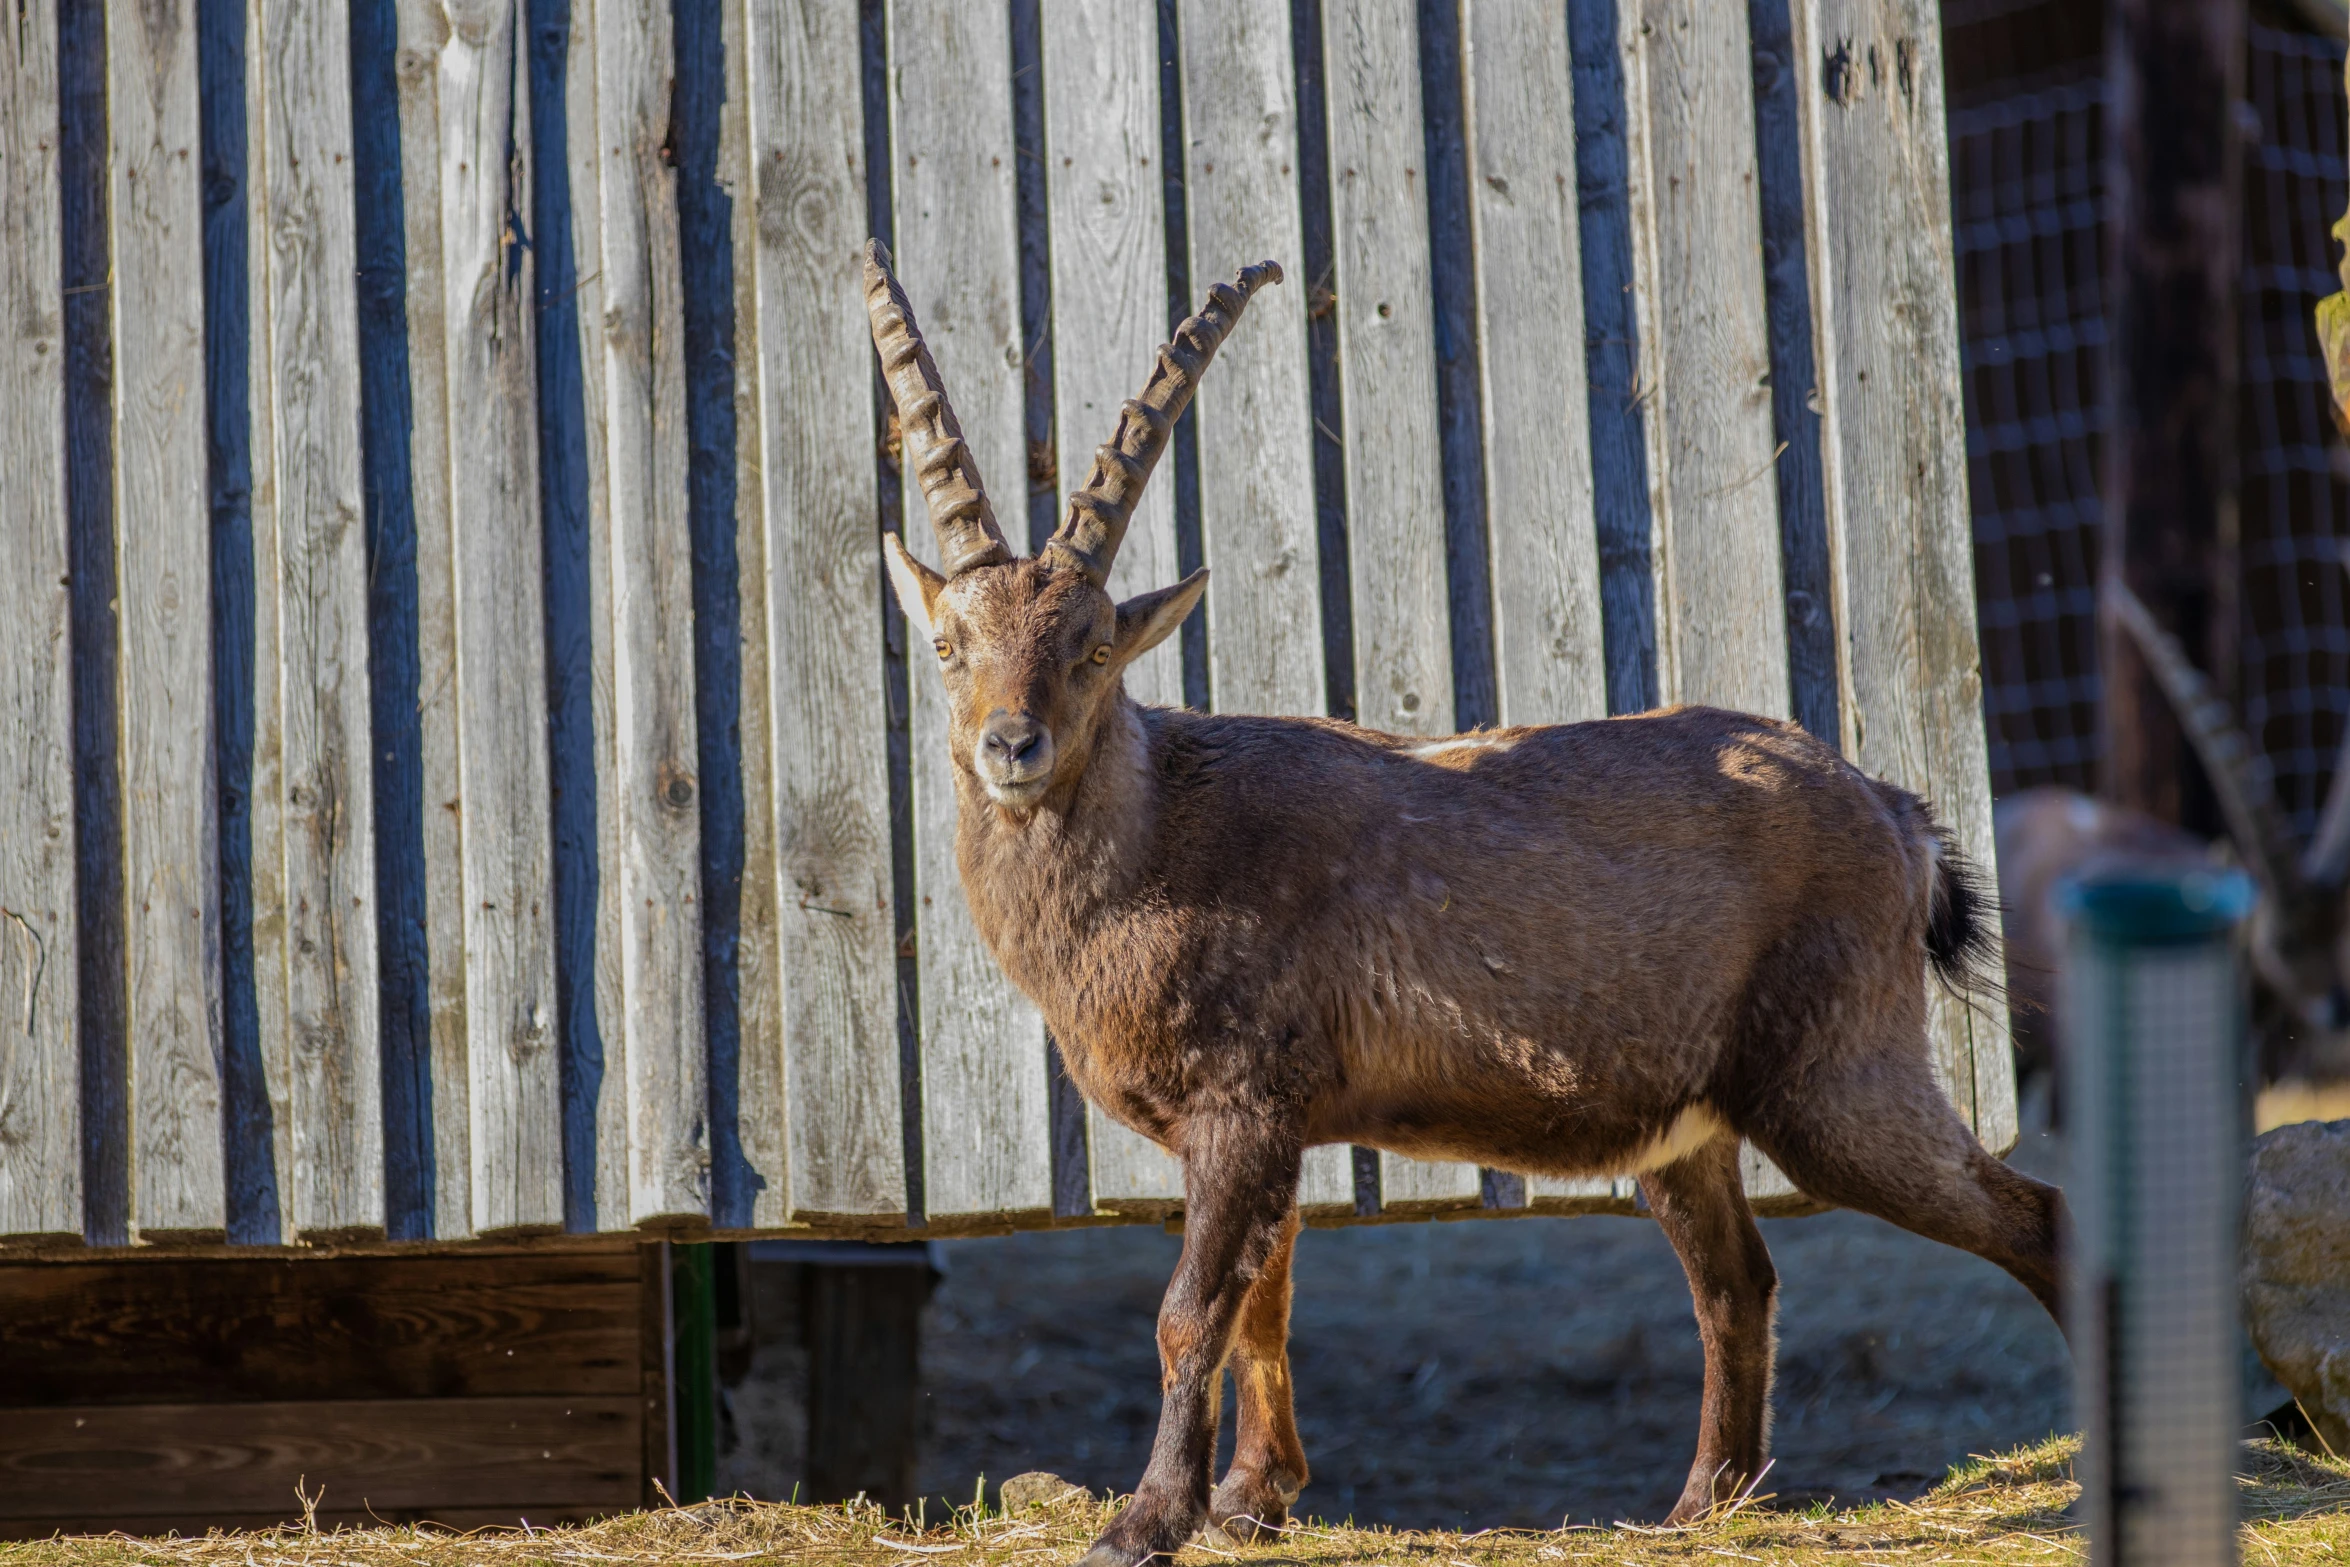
top-left (953, 694), bottom-right (1162, 965)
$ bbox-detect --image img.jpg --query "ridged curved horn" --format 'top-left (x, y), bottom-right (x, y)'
top-left (862, 239), bottom-right (1011, 578)
top-left (2112, 580), bottom-right (2302, 896)
top-left (1046, 260), bottom-right (1284, 585)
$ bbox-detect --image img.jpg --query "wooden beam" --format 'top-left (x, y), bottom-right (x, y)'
top-left (740, 0), bottom-right (905, 1225)
top-left (0, 0), bottom-right (82, 1247)
top-left (250, 0), bottom-right (386, 1244)
top-left (2100, 0), bottom-right (2244, 833)
top-left (888, 0), bottom-right (1054, 1224)
top-left (1176, 0), bottom-right (1350, 1218)
top-left (110, 0), bottom-right (224, 1243)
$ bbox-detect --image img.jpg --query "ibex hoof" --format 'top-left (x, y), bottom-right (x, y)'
top-left (1072, 1544), bottom-right (1154, 1567)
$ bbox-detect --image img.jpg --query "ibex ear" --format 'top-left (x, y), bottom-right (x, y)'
top-left (1114, 568), bottom-right (1208, 661)
top-left (882, 532), bottom-right (947, 640)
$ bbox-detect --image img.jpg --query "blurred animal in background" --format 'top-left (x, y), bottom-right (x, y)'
top-left (1994, 786), bottom-right (2207, 1094)
top-left (1995, 585), bottom-right (2350, 1103)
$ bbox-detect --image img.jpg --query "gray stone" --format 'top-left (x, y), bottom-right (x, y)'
top-left (2243, 1118), bottom-right (2350, 1457)
top-left (999, 1471), bottom-right (1089, 1513)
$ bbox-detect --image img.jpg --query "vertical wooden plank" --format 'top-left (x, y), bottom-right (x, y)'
top-left (244, 0), bottom-right (296, 1247)
top-left (722, 0), bottom-right (788, 1230)
top-left (0, 0), bottom-right (82, 1244)
top-left (888, 0), bottom-right (1054, 1222)
top-left (1616, 0), bottom-right (1801, 1207)
top-left (1320, 0), bottom-right (1475, 1213)
top-left (392, 0), bottom-right (474, 1240)
top-left (1177, 0), bottom-right (1324, 725)
top-left (1792, 0), bottom-right (2012, 1152)
top-left (1464, 0), bottom-right (1616, 1216)
top-left (249, 0), bottom-right (386, 1241)
top-left (419, 0), bottom-right (563, 1235)
top-left (1321, 0), bottom-right (1448, 742)
top-left (585, 0), bottom-right (710, 1228)
top-left (1040, 0), bottom-right (1182, 1211)
top-left (1174, 0), bottom-right (1347, 1215)
top-left (1462, 0), bottom-right (1604, 732)
top-left (111, 0), bottom-right (225, 1241)
top-left (563, 0), bottom-right (632, 1234)
top-left (1619, 0), bottom-right (1787, 720)
top-left (742, 0), bottom-right (904, 1220)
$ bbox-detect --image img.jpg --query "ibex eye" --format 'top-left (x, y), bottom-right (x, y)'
top-left (1090, 645), bottom-right (1112, 666)
top-left (934, 640), bottom-right (952, 661)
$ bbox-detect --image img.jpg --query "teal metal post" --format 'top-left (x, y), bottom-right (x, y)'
top-left (2062, 870), bottom-right (2254, 1567)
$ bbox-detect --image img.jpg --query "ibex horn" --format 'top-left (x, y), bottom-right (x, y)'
top-left (2112, 579), bottom-right (2302, 896)
top-left (1045, 260), bottom-right (1284, 586)
top-left (862, 239), bottom-right (1012, 579)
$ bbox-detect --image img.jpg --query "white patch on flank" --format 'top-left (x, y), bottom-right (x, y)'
top-left (1404, 734), bottom-right (1518, 760)
top-left (1619, 1103), bottom-right (1726, 1175)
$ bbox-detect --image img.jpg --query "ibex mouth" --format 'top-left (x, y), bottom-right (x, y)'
top-left (976, 712), bottom-right (1056, 807)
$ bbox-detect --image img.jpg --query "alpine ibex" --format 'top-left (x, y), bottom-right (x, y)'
top-left (1998, 585), bottom-right (2350, 1089)
top-left (861, 240), bottom-right (2063, 1560)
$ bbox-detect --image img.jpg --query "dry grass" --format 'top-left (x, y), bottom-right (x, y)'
top-left (7, 1438), bottom-right (2346, 1567)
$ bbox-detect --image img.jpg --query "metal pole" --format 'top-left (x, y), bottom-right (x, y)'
top-left (2064, 870), bottom-right (2254, 1567)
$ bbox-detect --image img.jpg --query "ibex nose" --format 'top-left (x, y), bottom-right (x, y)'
top-left (979, 711), bottom-right (1054, 787)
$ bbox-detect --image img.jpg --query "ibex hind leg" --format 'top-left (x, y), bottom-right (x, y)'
top-left (1638, 1134), bottom-right (1780, 1525)
top-left (1204, 1210), bottom-right (1309, 1545)
top-left (1744, 1044), bottom-right (2065, 1323)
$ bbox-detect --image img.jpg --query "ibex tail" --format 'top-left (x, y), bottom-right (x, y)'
top-left (1924, 818), bottom-right (1999, 997)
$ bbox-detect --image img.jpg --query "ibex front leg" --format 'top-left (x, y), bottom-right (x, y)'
top-left (1079, 1123), bottom-right (1301, 1567)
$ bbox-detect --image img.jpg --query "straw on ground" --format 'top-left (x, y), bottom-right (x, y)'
top-left (6, 1437), bottom-right (2344, 1567)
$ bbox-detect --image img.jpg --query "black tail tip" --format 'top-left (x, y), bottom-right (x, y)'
top-left (1927, 826), bottom-right (2000, 992)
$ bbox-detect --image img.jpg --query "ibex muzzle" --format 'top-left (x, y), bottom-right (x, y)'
top-left (862, 238), bottom-right (2064, 1563)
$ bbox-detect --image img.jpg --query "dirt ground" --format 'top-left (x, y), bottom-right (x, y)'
top-left (718, 1109), bottom-right (2080, 1530)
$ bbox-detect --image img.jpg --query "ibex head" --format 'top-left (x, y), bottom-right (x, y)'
top-left (2115, 583), bottom-right (2350, 1050)
top-left (863, 239), bottom-right (1280, 812)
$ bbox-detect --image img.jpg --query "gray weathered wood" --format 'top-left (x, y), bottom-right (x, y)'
top-left (1042, 0), bottom-right (1184, 1212)
top-left (1619, 0), bottom-right (1788, 721)
top-left (744, 0), bottom-right (906, 1219)
top-left (0, 0), bottom-right (81, 1245)
top-left (1617, 0), bottom-right (1798, 1205)
top-left (1322, 0), bottom-right (1477, 1213)
top-left (888, 0), bottom-right (1054, 1221)
top-left (1463, 0), bottom-right (1604, 732)
top-left (561, 0), bottom-right (634, 1236)
top-left (1791, 0), bottom-right (2012, 1153)
top-left (1177, 0), bottom-right (1324, 722)
top-left (417, 0), bottom-right (562, 1235)
top-left (251, 0), bottom-right (385, 1241)
top-left (1462, 0), bottom-right (1621, 1217)
top-left (723, 0), bottom-right (791, 1229)
top-left (243, 12), bottom-right (294, 1250)
top-left (111, 0), bottom-right (224, 1241)
top-left (585, 0), bottom-right (710, 1227)
top-left (391, 0), bottom-right (474, 1241)
top-left (1173, 0), bottom-right (1347, 1218)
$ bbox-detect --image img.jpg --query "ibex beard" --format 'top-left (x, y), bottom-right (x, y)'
top-left (861, 239), bottom-right (2066, 1565)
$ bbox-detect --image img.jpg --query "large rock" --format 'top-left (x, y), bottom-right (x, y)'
top-left (999, 1472), bottom-right (1089, 1514)
top-left (2243, 1118), bottom-right (2350, 1455)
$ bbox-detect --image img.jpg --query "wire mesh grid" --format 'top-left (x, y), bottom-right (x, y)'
top-left (1949, 5), bottom-right (2350, 834)
top-left (2242, 24), bottom-right (2350, 838)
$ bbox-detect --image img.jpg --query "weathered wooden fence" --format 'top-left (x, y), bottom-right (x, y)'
top-left (0, 0), bottom-right (2011, 1252)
